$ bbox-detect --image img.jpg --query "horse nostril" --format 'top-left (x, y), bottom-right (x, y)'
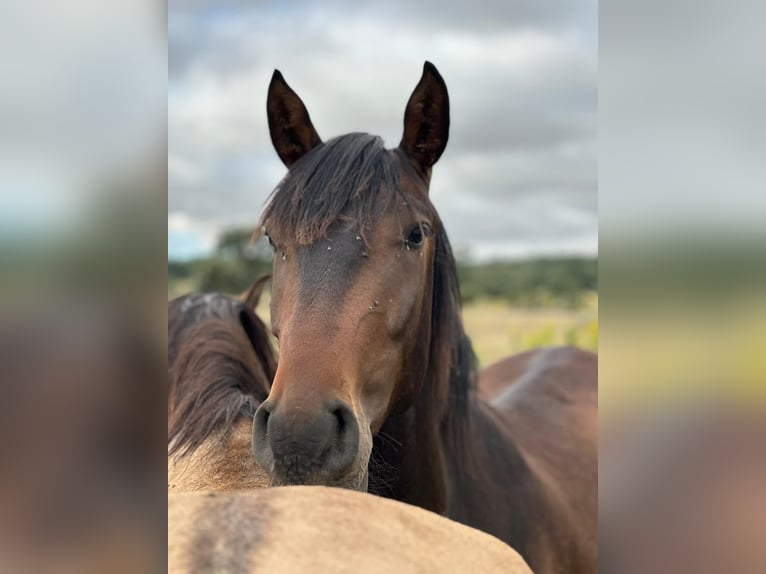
top-left (325, 401), bottom-right (359, 472)
top-left (260, 408), bottom-right (270, 434)
top-left (252, 400), bottom-right (274, 466)
top-left (332, 406), bottom-right (347, 438)
top-left (255, 400), bottom-right (272, 427)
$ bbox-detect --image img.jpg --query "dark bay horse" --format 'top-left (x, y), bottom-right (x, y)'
top-left (168, 277), bottom-right (277, 491)
top-left (252, 62), bottom-right (597, 573)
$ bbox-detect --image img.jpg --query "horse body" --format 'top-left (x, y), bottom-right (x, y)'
top-left (476, 347), bottom-right (598, 571)
top-left (169, 487), bottom-right (533, 574)
top-left (373, 346), bottom-right (598, 572)
top-left (251, 62), bottom-right (598, 573)
top-left (478, 348), bottom-right (544, 400)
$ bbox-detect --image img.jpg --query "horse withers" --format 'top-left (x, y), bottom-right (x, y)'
top-left (251, 62), bottom-right (597, 573)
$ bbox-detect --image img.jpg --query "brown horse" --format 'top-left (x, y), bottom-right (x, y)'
top-left (251, 62), bottom-right (598, 572)
top-left (169, 487), bottom-right (533, 574)
top-left (168, 277), bottom-right (277, 492)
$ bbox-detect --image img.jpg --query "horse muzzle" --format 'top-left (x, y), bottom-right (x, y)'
top-left (252, 397), bottom-right (365, 488)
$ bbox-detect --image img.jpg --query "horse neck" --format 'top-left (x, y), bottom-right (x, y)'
top-left (369, 269), bottom-right (473, 513)
top-left (371, 402), bottom-right (448, 513)
top-left (446, 399), bottom-right (539, 535)
top-left (168, 418), bottom-right (269, 493)
top-left (372, 366), bottom-right (566, 568)
top-left (367, 237), bottom-right (545, 524)
top-left (369, 334), bottom-right (472, 514)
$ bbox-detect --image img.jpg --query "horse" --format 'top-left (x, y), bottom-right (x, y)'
top-left (251, 62), bottom-right (598, 573)
top-left (169, 487), bottom-right (533, 574)
top-left (168, 276), bottom-right (277, 492)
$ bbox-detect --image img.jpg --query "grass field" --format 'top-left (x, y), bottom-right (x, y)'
top-left (462, 293), bottom-right (598, 367)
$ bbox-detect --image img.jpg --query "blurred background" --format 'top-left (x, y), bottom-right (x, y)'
top-left (0, 0), bottom-right (763, 571)
top-left (168, 0), bottom-right (599, 366)
top-left (0, 1), bottom-right (165, 572)
top-left (599, 0), bottom-right (766, 413)
top-left (599, 0), bottom-right (766, 570)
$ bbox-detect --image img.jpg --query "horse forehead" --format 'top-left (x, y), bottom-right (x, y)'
top-left (297, 226), bottom-right (368, 303)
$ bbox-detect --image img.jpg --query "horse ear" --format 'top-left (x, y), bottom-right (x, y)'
top-left (399, 61), bottom-right (450, 179)
top-left (267, 70), bottom-right (322, 168)
top-left (240, 274), bottom-right (271, 310)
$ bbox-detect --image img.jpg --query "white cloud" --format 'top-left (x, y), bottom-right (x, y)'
top-left (168, 155), bottom-right (204, 185)
top-left (168, 212), bottom-right (198, 232)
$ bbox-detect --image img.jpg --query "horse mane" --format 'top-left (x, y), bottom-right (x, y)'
top-left (259, 132), bottom-right (477, 454)
top-left (168, 291), bottom-right (277, 459)
top-left (428, 226), bottom-right (479, 453)
top-left (240, 274), bottom-right (271, 309)
top-left (259, 133), bottom-right (401, 245)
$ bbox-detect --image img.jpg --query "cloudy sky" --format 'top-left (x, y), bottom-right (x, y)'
top-left (1, 1), bottom-right (163, 240)
top-left (168, 0), bottom-right (597, 261)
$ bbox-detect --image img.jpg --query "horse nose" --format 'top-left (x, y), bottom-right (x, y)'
top-left (252, 397), bottom-right (359, 482)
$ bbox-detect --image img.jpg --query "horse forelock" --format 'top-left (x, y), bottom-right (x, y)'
top-left (259, 133), bottom-right (410, 246)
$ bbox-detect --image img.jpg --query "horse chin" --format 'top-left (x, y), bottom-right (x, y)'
top-left (265, 421), bottom-right (373, 491)
top-left (269, 466), bottom-right (368, 492)
top-left (268, 448), bottom-right (371, 492)
top-left (335, 464), bottom-right (369, 492)
top-left (318, 469), bottom-right (368, 492)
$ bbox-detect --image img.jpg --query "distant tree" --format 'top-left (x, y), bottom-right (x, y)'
top-left (168, 260), bottom-right (192, 281)
top-left (191, 228), bottom-right (275, 293)
top-left (457, 257), bottom-right (597, 308)
top-left (196, 258), bottom-right (271, 294)
top-left (216, 228), bottom-right (273, 262)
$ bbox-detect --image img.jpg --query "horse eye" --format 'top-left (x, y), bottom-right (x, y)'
top-left (266, 234), bottom-right (276, 249)
top-left (405, 223), bottom-right (430, 247)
